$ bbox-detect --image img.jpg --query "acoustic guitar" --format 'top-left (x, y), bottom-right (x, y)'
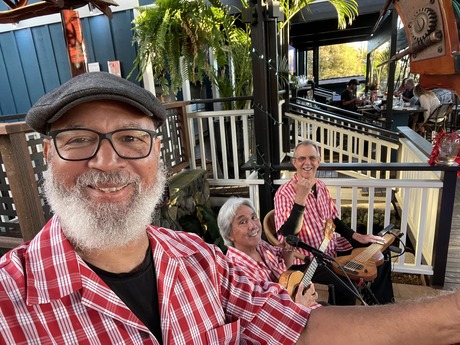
top-left (278, 219), bottom-right (335, 299)
top-left (332, 227), bottom-right (401, 282)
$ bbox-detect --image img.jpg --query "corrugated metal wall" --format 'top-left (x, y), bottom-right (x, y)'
top-left (0, 8), bottom-right (141, 117)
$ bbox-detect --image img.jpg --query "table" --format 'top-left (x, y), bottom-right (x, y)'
top-left (358, 105), bottom-right (426, 131)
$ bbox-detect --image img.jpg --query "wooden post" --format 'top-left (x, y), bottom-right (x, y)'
top-left (0, 123), bottom-right (45, 242)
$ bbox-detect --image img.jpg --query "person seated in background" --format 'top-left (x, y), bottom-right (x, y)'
top-left (432, 88), bottom-right (454, 104)
top-left (401, 78), bottom-right (415, 102)
top-left (217, 197), bottom-right (319, 308)
top-left (274, 140), bottom-right (387, 306)
top-left (341, 78), bottom-right (362, 112)
top-left (413, 84), bottom-right (441, 133)
top-left (393, 77), bottom-right (408, 97)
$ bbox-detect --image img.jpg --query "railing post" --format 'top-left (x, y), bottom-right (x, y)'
top-left (163, 101), bottom-right (191, 174)
top-left (0, 123), bottom-right (45, 241)
top-left (430, 169), bottom-right (458, 287)
top-left (248, 0), bottom-right (281, 216)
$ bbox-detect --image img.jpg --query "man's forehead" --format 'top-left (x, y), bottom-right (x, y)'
top-left (295, 144), bottom-right (318, 155)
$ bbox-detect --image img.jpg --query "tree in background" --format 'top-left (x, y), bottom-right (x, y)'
top-left (319, 43), bottom-right (367, 80)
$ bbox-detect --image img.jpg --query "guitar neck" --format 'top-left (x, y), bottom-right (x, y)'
top-left (301, 238), bottom-right (330, 286)
top-left (356, 233), bottom-right (395, 262)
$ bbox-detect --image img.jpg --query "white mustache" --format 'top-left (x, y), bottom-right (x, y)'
top-left (75, 170), bottom-right (139, 189)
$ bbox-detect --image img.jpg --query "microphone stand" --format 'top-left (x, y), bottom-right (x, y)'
top-left (286, 235), bottom-right (368, 305)
top-left (313, 255), bottom-right (368, 306)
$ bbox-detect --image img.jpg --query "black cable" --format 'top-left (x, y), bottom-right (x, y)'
top-left (328, 257), bottom-right (369, 306)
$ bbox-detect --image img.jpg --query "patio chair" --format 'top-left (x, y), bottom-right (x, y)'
top-left (416, 103), bottom-right (453, 140)
top-left (263, 209), bottom-right (307, 261)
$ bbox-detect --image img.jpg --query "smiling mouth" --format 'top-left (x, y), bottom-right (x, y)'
top-left (91, 184), bottom-right (129, 193)
top-left (248, 230), bottom-right (260, 237)
top-left (303, 167), bottom-right (313, 171)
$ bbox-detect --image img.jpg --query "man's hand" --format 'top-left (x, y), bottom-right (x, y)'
top-left (352, 232), bottom-right (386, 245)
top-left (292, 177), bottom-right (315, 206)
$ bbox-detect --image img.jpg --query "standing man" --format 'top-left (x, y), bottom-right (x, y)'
top-left (341, 78), bottom-right (362, 112)
top-left (274, 140), bottom-right (384, 305)
top-left (2, 72), bottom-right (460, 345)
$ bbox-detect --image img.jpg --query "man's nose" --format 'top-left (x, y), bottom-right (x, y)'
top-left (88, 138), bottom-right (125, 169)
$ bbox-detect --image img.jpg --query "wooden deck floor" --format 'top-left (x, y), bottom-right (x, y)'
top-left (392, 282), bottom-right (446, 302)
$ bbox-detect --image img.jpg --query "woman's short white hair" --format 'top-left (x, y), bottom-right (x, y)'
top-left (217, 197), bottom-right (257, 247)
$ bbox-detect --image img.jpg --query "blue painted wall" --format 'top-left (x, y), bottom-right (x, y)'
top-left (0, 9), bottom-right (140, 116)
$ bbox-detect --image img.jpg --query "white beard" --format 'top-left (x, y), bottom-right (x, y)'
top-left (42, 162), bottom-right (167, 251)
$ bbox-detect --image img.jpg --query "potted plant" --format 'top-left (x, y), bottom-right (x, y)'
top-left (132, 0), bottom-right (252, 107)
top-left (132, 0), bottom-right (359, 106)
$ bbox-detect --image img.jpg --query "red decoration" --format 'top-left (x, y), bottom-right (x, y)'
top-left (429, 131), bottom-right (460, 175)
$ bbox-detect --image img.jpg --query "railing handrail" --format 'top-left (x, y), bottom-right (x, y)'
top-left (289, 101), bottom-right (399, 141)
top-left (242, 160), bottom-right (460, 174)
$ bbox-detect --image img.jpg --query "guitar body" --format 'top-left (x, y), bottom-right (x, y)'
top-left (332, 231), bottom-right (399, 282)
top-left (279, 270), bottom-right (305, 298)
top-left (279, 219), bottom-right (335, 302)
top-left (279, 269), bottom-right (329, 301)
top-left (333, 248), bottom-right (383, 281)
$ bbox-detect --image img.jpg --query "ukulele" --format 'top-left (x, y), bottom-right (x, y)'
top-left (278, 219), bottom-right (335, 299)
top-left (332, 226), bottom-right (401, 282)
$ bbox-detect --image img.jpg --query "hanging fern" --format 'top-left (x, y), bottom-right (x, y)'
top-left (132, 0), bottom-right (244, 97)
top-left (132, 0), bottom-right (358, 100)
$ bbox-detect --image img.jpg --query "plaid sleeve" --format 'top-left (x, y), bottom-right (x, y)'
top-left (215, 250), bottom-right (310, 344)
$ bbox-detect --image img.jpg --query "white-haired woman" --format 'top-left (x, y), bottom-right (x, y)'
top-left (217, 197), bottom-right (319, 308)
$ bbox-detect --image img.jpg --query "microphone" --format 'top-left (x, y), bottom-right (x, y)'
top-left (285, 235), bottom-right (335, 261)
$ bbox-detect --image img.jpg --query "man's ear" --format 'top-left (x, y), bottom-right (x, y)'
top-left (154, 137), bottom-right (161, 156)
top-left (43, 138), bottom-right (52, 162)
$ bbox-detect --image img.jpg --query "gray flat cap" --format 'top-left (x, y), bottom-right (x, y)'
top-left (26, 72), bottom-right (166, 134)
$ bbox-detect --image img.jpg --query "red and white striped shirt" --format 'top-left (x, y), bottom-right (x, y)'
top-left (226, 241), bottom-right (287, 283)
top-left (0, 216), bottom-right (310, 344)
top-left (274, 175), bottom-right (352, 265)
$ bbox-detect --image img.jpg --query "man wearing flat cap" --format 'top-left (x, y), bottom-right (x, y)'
top-left (3, 72), bottom-right (460, 345)
top-left (0, 72), bottom-right (315, 344)
top-left (341, 78), bottom-right (362, 112)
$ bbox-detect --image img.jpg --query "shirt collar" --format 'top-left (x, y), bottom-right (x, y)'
top-left (24, 217), bottom-right (202, 305)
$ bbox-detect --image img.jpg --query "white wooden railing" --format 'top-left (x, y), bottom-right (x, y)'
top-left (284, 111), bottom-right (400, 179)
top-left (188, 109), bottom-right (254, 181)
top-left (185, 106), bottom-right (447, 280)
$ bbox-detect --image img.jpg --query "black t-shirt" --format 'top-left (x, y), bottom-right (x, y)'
top-left (86, 247), bottom-right (163, 344)
top-left (402, 88), bottom-right (414, 100)
top-left (341, 89), bottom-right (356, 111)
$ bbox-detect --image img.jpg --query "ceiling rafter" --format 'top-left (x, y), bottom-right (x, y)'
top-left (0, 0), bottom-right (116, 23)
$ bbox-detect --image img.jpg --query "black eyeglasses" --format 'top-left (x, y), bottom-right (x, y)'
top-left (47, 128), bottom-right (156, 161)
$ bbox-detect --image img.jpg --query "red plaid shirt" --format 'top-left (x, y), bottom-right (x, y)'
top-left (0, 216), bottom-right (310, 344)
top-left (226, 241), bottom-right (287, 283)
top-left (274, 175), bottom-right (352, 265)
